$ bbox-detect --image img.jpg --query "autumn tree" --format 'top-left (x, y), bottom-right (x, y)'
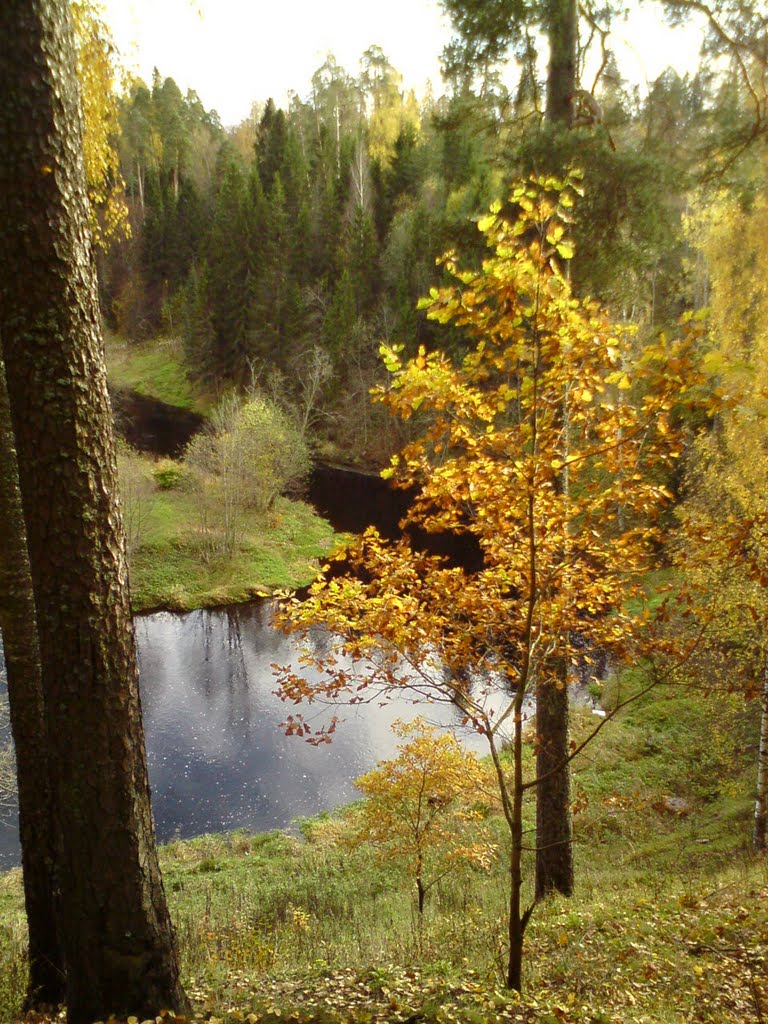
top-left (71, 0), bottom-right (129, 246)
top-left (441, 0), bottom-right (584, 902)
top-left (185, 391), bottom-right (310, 559)
top-left (676, 417), bottom-right (768, 852)
top-left (674, 191), bottom-right (768, 853)
top-left (359, 46), bottom-right (420, 168)
top-left (276, 174), bottom-right (691, 990)
top-left (0, 1), bottom-right (188, 1020)
top-left (351, 718), bottom-right (496, 918)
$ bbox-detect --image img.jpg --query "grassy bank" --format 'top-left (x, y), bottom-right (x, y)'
top-left (105, 333), bottom-right (209, 413)
top-left (2, 685), bottom-right (765, 1023)
top-left (130, 491), bottom-right (338, 613)
top-left (103, 335), bottom-right (337, 611)
top-left (122, 458), bottom-right (339, 612)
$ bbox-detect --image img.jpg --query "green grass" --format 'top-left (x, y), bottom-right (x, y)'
top-left (105, 332), bottom-right (208, 412)
top-left (2, 682), bottom-right (766, 1023)
top-left (126, 479), bottom-right (340, 612)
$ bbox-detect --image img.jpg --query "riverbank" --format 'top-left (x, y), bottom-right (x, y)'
top-left (123, 466), bottom-right (339, 613)
top-left (105, 333), bottom-right (211, 415)
top-left (101, 336), bottom-right (343, 612)
top-left (1, 685), bottom-right (764, 1023)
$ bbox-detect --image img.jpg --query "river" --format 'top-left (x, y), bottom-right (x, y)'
top-left (0, 599), bottom-right (496, 868)
top-left (0, 397), bottom-right (492, 867)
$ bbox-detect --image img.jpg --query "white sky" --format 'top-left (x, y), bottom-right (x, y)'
top-left (99, 0), bottom-right (708, 127)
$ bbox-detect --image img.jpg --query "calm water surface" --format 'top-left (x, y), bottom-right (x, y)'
top-left (0, 601), bottom-right (490, 867)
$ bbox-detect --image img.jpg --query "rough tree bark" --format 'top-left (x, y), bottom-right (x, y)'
top-left (0, 2), bottom-right (189, 1021)
top-left (535, 0), bottom-right (577, 899)
top-left (545, 0), bottom-right (578, 126)
top-left (535, 659), bottom-right (574, 898)
top-left (0, 358), bottom-right (64, 1008)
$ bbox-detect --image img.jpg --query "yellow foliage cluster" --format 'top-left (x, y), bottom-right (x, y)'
top-left (275, 173), bottom-right (699, 987)
top-left (70, 0), bottom-right (129, 247)
top-left (676, 188), bottom-right (768, 690)
top-left (277, 173), bottom-right (695, 741)
top-left (350, 718), bottom-right (497, 895)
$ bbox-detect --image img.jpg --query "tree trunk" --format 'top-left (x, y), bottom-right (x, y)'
top-left (534, 0), bottom-right (578, 897)
top-left (0, 3), bottom-right (188, 1022)
top-left (535, 662), bottom-right (574, 898)
top-left (545, 0), bottom-right (578, 126)
top-left (505, 695), bottom-right (528, 991)
top-left (754, 664), bottom-right (768, 853)
top-left (0, 358), bottom-right (64, 1009)
top-left (137, 159), bottom-right (145, 215)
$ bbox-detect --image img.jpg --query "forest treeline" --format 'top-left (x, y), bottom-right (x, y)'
top-left (3, 1), bottom-right (768, 1021)
top-left (101, 42), bottom-right (749, 460)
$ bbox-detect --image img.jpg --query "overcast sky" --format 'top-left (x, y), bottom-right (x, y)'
top-left (99, 0), bottom-right (707, 126)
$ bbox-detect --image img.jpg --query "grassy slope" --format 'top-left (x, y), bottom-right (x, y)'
top-left (4, 340), bottom-right (763, 1020)
top-left (102, 335), bottom-right (340, 611)
top-left (128, 485), bottom-right (339, 612)
top-left (104, 333), bottom-right (209, 413)
top-left (2, 685), bottom-right (766, 1023)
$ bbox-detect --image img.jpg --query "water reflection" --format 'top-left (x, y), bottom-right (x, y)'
top-left (0, 601), bottom-right (502, 867)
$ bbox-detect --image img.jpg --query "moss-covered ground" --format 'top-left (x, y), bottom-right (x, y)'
top-left (2, 683), bottom-right (766, 1024)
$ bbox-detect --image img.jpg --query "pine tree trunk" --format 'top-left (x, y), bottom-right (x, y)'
top-left (535, 662), bottom-right (574, 898)
top-left (545, 0), bottom-right (578, 126)
top-left (534, 0), bottom-right (577, 898)
top-left (0, 359), bottom-right (64, 1009)
top-left (0, 3), bottom-right (188, 1022)
top-left (754, 664), bottom-right (768, 853)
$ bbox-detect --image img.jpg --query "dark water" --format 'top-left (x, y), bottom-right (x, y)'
top-left (0, 393), bottom-right (491, 867)
top-left (111, 387), bottom-right (206, 457)
top-left (0, 602), bottom-right (493, 868)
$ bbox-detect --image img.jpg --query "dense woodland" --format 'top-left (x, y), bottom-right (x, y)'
top-left (1, 0), bottom-right (768, 1023)
top-left (99, 25), bottom-right (753, 462)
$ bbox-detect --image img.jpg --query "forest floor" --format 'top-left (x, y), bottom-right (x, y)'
top-left (1, 682), bottom-right (766, 1023)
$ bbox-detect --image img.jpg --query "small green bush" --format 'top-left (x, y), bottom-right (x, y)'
top-left (152, 460), bottom-right (187, 490)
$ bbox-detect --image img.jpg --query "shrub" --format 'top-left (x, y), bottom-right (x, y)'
top-left (152, 459), bottom-right (187, 490)
top-left (184, 390), bottom-right (310, 559)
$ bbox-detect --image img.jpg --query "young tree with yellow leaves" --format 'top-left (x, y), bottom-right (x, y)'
top-left (276, 173), bottom-right (694, 990)
top-left (676, 189), bottom-right (768, 853)
top-left (71, 0), bottom-right (129, 246)
top-left (350, 718), bottom-right (496, 919)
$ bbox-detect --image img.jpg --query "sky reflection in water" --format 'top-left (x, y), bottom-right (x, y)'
top-left (0, 601), bottom-right (510, 867)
